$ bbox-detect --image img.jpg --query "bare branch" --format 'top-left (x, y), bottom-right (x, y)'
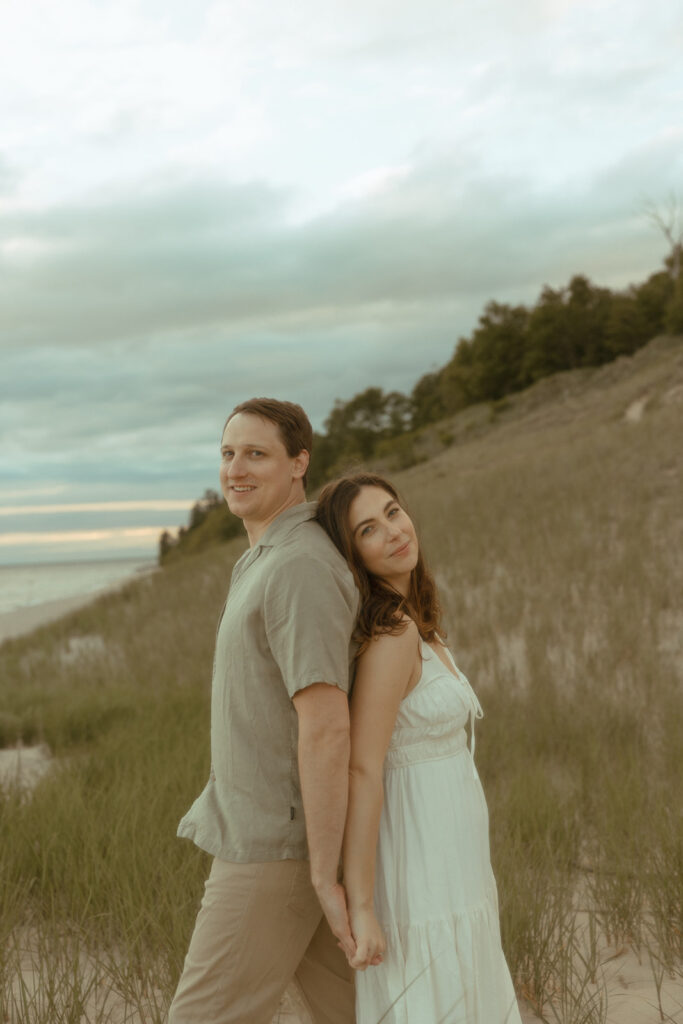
top-left (641, 192), bottom-right (683, 280)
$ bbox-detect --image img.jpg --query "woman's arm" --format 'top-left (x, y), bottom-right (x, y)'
top-left (343, 619), bottom-right (420, 970)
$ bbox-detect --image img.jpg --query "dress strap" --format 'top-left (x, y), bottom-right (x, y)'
top-left (442, 644), bottom-right (484, 777)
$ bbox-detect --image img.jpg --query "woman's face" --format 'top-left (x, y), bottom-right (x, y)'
top-left (348, 485), bottom-right (418, 594)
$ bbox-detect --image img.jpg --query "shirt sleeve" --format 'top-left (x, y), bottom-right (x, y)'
top-left (264, 550), bottom-right (359, 699)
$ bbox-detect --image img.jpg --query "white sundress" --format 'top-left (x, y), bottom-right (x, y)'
top-left (355, 640), bottom-right (522, 1024)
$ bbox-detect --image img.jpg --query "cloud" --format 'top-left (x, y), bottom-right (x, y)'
top-left (0, 154), bottom-right (20, 197)
top-left (0, 527), bottom-right (175, 546)
top-left (1, 143), bottom-right (676, 468)
top-left (0, 501), bottom-right (194, 516)
top-left (0, 525), bottom-right (175, 564)
top-left (2, 139), bottom-right (675, 360)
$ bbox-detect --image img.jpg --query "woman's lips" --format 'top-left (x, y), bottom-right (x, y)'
top-left (391, 540), bottom-right (411, 557)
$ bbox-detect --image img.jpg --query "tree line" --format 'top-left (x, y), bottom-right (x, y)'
top-left (160, 250), bottom-right (683, 562)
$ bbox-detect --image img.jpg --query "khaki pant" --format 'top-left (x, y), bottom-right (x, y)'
top-left (167, 858), bottom-right (355, 1024)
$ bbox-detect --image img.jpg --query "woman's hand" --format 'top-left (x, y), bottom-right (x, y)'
top-left (348, 906), bottom-right (386, 970)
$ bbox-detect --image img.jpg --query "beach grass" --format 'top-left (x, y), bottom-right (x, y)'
top-left (1, 336), bottom-right (682, 1022)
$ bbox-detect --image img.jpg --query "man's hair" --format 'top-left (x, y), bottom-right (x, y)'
top-left (225, 398), bottom-right (313, 488)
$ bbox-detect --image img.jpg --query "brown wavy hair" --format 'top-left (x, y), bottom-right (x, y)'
top-left (316, 473), bottom-right (444, 653)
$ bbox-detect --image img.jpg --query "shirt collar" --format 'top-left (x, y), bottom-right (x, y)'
top-left (255, 501), bottom-right (317, 550)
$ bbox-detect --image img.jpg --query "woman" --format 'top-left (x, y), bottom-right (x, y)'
top-left (316, 473), bottom-right (521, 1024)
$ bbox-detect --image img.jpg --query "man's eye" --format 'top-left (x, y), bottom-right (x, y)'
top-left (250, 450), bottom-right (264, 457)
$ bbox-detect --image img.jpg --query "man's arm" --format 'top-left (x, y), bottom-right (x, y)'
top-left (292, 682), bottom-right (356, 960)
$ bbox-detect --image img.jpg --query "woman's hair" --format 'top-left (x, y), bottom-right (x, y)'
top-left (316, 473), bottom-right (443, 653)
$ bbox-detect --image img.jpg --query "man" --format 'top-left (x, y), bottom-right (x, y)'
top-left (168, 398), bottom-right (359, 1024)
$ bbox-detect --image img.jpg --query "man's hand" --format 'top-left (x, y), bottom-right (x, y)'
top-left (314, 879), bottom-right (357, 962)
top-left (348, 906), bottom-right (386, 970)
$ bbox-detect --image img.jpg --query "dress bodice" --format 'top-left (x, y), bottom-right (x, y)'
top-left (385, 642), bottom-right (483, 771)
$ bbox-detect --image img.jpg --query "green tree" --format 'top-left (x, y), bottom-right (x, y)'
top-left (523, 285), bottom-right (570, 381)
top-left (411, 371), bottom-right (447, 429)
top-left (158, 530), bottom-right (175, 563)
top-left (605, 292), bottom-right (651, 356)
top-left (188, 489), bottom-right (222, 531)
top-left (384, 391), bottom-right (413, 435)
top-left (444, 337), bottom-right (478, 407)
top-left (665, 277), bottom-right (683, 333)
top-left (464, 301), bottom-right (530, 401)
top-left (308, 431), bottom-right (343, 490)
top-left (324, 387), bottom-right (410, 463)
top-left (634, 270), bottom-right (674, 338)
top-left (523, 276), bottom-right (612, 380)
top-left (565, 274), bottom-right (612, 366)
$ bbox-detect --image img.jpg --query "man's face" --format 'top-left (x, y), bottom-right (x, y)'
top-left (219, 412), bottom-right (308, 533)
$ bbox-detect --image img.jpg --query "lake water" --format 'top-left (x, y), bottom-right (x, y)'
top-left (0, 557), bottom-right (155, 616)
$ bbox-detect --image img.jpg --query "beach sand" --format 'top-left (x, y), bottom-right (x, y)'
top-left (0, 568), bottom-right (154, 646)
top-left (0, 592), bottom-right (109, 645)
top-left (0, 743), bottom-right (53, 795)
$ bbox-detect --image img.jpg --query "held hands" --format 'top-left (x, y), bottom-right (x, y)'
top-left (348, 906), bottom-right (387, 971)
top-left (315, 880), bottom-right (386, 971)
top-left (315, 880), bottom-right (357, 962)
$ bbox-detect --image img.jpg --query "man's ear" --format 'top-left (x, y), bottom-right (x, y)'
top-left (292, 449), bottom-right (310, 480)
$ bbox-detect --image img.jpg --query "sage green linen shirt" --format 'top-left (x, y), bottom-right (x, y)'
top-left (177, 501), bottom-right (359, 862)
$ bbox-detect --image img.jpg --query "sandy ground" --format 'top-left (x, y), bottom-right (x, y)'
top-left (0, 743), bottom-right (53, 795)
top-left (277, 961), bottom-right (683, 1022)
top-left (276, 961), bottom-right (683, 1024)
top-left (5, 887), bottom-right (680, 1024)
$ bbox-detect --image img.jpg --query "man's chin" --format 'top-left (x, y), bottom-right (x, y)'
top-left (226, 493), bottom-right (256, 517)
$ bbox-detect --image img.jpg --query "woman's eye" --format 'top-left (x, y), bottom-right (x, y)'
top-left (250, 450), bottom-right (264, 457)
top-left (387, 506), bottom-right (399, 517)
top-left (361, 524), bottom-right (373, 537)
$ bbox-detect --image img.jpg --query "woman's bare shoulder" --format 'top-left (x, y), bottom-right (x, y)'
top-left (360, 617), bottom-right (419, 667)
top-left (353, 617), bottom-right (420, 708)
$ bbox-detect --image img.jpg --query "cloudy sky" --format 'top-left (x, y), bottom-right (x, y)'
top-left (1, 0), bottom-right (681, 564)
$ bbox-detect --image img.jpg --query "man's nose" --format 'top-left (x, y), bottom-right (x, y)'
top-left (229, 454), bottom-right (247, 477)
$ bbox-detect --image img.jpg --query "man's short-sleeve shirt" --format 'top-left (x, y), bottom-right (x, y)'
top-left (177, 502), bottom-right (359, 862)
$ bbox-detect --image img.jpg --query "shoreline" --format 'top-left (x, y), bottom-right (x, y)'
top-left (0, 569), bottom-right (155, 645)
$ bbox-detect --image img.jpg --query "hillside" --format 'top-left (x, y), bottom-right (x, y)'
top-left (408, 331), bottom-right (683, 450)
top-left (394, 331), bottom-right (683, 475)
top-left (163, 333), bottom-right (683, 562)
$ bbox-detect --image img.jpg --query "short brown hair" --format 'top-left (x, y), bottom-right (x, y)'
top-left (225, 398), bottom-right (313, 488)
top-left (316, 473), bottom-right (443, 653)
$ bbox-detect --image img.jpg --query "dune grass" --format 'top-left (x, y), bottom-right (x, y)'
top-left (1, 338), bottom-right (682, 1022)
